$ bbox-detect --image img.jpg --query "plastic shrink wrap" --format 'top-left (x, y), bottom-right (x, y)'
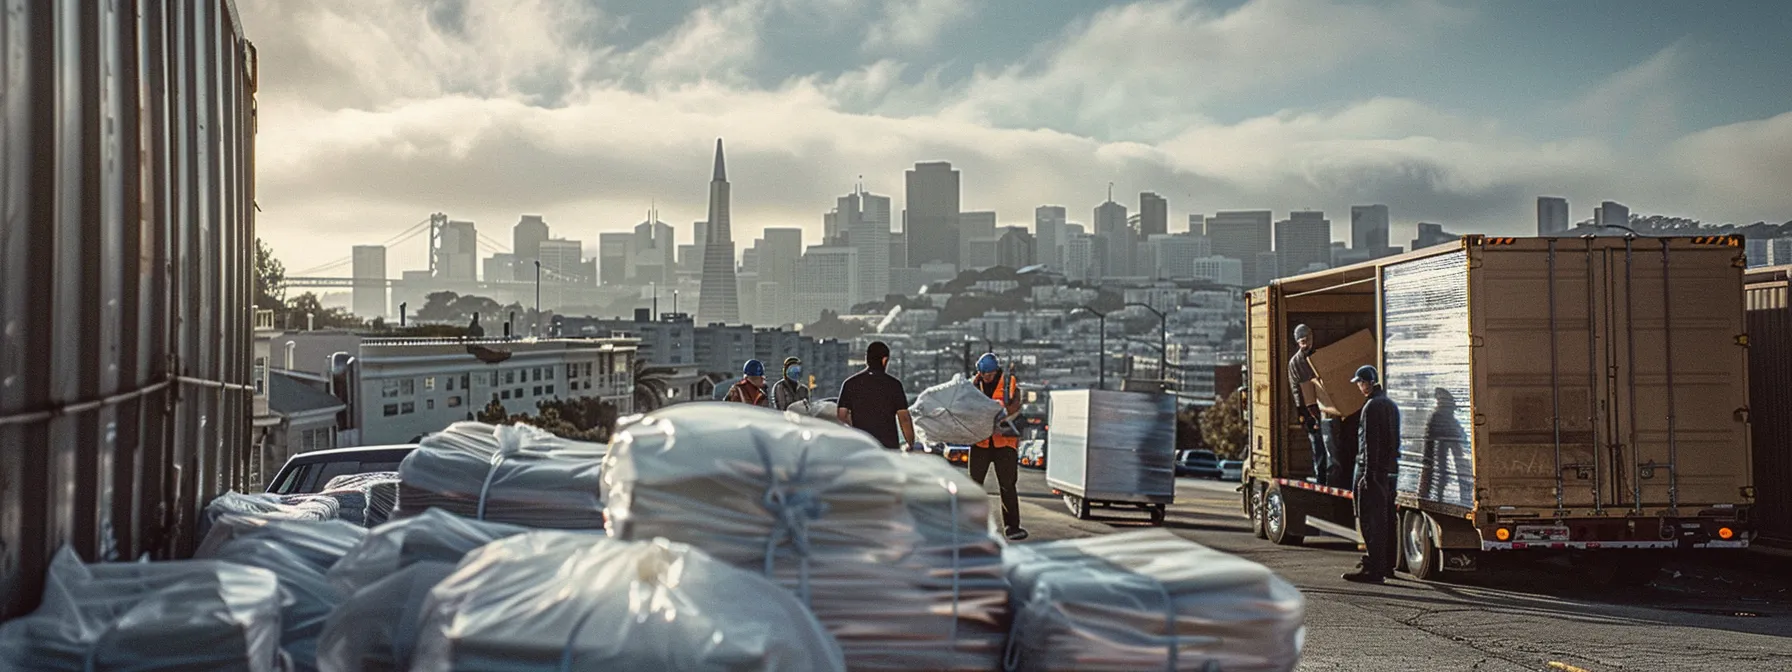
top-left (408, 532), bottom-right (846, 672)
top-left (786, 398), bottom-right (841, 423)
top-left (0, 547), bottom-right (286, 672)
top-left (1044, 390), bottom-right (1177, 500)
top-left (194, 518), bottom-right (367, 672)
top-left (605, 403), bottom-right (1009, 671)
top-left (317, 510), bottom-right (534, 672)
top-left (317, 472), bottom-right (401, 528)
top-left (199, 491), bottom-right (341, 540)
top-left (1002, 530), bottom-right (1304, 672)
top-left (909, 375), bottom-right (1006, 445)
top-left (392, 422), bottom-right (606, 529)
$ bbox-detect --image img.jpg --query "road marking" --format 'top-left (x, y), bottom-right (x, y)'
top-left (1548, 662), bottom-right (1591, 672)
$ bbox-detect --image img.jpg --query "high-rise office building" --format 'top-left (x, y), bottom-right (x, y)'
top-left (512, 215), bottom-right (550, 281)
top-left (1254, 251), bottom-right (1281, 286)
top-left (633, 210), bottom-right (676, 285)
top-left (1146, 234), bottom-right (1212, 280)
top-left (1276, 211), bottom-right (1332, 277)
top-left (905, 162), bottom-right (961, 268)
top-left (697, 139), bottom-right (741, 325)
top-left (829, 189), bottom-right (892, 306)
top-left (1191, 256), bottom-right (1244, 286)
top-left (1411, 222), bottom-right (1459, 250)
top-left (889, 232), bottom-right (908, 270)
top-left (434, 220), bottom-right (479, 280)
top-left (959, 211), bottom-right (998, 270)
top-left (1139, 192), bottom-right (1167, 237)
top-left (1537, 197), bottom-right (1570, 236)
top-left (1595, 200), bottom-right (1629, 232)
top-left (1187, 214), bottom-right (1206, 235)
top-left (1350, 205), bottom-right (1389, 250)
top-left (484, 254), bottom-right (515, 286)
top-left (752, 228), bottom-right (803, 325)
top-left (1205, 211), bottom-right (1272, 285)
top-left (351, 245), bottom-right (387, 318)
top-left (1034, 205), bottom-right (1066, 271)
top-left (793, 246), bottom-right (859, 323)
top-left (599, 233), bottom-right (632, 285)
top-left (537, 239), bottom-right (586, 283)
top-left (1094, 198), bottom-right (1130, 277)
top-left (996, 227), bottom-right (1035, 269)
top-left (1063, 234), bottom-right (1096, 283)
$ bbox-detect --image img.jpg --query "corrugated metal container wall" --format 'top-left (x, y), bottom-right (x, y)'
top-left (1745, 278), bottom-right (1792, 542)
top-left (0, 0), bottom-right (256, 620)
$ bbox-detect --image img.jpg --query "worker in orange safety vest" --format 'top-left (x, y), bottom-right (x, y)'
top-left (970, 352), bottom-right (1027, 541)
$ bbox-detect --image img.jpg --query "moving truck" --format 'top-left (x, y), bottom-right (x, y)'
top-left (1743, 265), bottom-right (1792, 543)
top-left (1243, 234), bottom-right (1755, 581)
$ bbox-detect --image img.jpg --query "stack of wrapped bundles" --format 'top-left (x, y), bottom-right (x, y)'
top-left (409, 531), bottom-right (846, 671)
top-left (198, 490), bottom-right (340, 540)
top-left (605, 402), bottom-right (1010, 670)
top-left (316, 472), bottom-right (401, 527)
top-left (317, 509), bottom-right (533, 671)
top-left (909, 374), bottom-right (1006, 445)
top-left (392, 422), bottom-right (606, 529)
top-left (194, 517), bottom-right (368, 671)
top-left (1002, 530), bottom-right (1305, 672)
top-left (0, 548), bottom-right (286, 671)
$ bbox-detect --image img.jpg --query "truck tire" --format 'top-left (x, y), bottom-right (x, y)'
top-left (1248, 483), bottom-right (1268, 539)
top-left (1063, 494), bottom-right (1091, 520)
top-left (1402, 510), bottom-right (1442, 581)
top-left (1150, 504), bottom-right (1166, 526)
top-left (1265, 483), bottom-right (1305, 546)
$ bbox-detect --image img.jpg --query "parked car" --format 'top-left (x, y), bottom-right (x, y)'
top-left (1220, 459), bottom-right (1243, 481)
top-left (265, 444), bottom-right (418, 495)
top-left (944, 444), bottom-right (971, 465)
top-left (1018, 439), bottom-right (1047, 469)
top-left (1174, 449), bottom-right (1223, 479)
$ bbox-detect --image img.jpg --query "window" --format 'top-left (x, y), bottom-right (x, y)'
top-left (533, 386), bottom-right (543, 396)
top-left (613, 356), bottom-right (629, 374)
top-left (583, 363), bottom-right (593, 376)
top-left (301, 429), bottom-right (316, 452)
top-left (426, 399), bottom-right (435, 410)
top-left (461, 374), bottom-right (471, 390)
top-left (383, 404), bottom-right (399, 417)
top-left (446, 377), bottom-right (456, 391)
top-left (424, 377), bottom-right (437, 391)
top-left (567, 364), bottom-right (577, 379)
top-left (547, 385), bottom-right (555, 396)
top-left (382, 380), bottom-right (401, 399)
top-left (501, 390), bottom-right (511, 400)
top-left (253, 357), bottom-right (267, 396)
top-left (532, 368), bottom-right (542, 382)
top-left (447, 396), bottom-right (463, 408)
top-left (547, 367), bottom-right (555, 380)
top-left (399, 379), bottom-right (415, 395)
top-left (506, 370), bottom-right (516, 384)
top-left (401, 402), bottom-right (415, 414)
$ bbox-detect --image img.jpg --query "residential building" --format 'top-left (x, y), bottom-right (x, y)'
top-left (996, 227), bottom-right (1035, 269)
top-left (1205, 211), bottom-right (1272, 286)
top-left (1275, 210), bottom-right (1332, 278)
top-left (1035, 205), bottom-right (1066, 271)
top-left (1537, 197), bottom-right (1570, 236)
top-left (959, 210), bottom-right (998, 269)
top-left (1747, 239), bottom-right (1771, 267)
top-left (599, 233), bottom-right (633, 285)
top-left (1771, 237), bottom-right (1792, 266)
top-left (265, 370), bottom-right (347, 464)
top-left (697, 139), bottom-right (741, 325)
top-left (906, 161), bottom-right (961, 267)
top-left (1139, 192), bottom-right (1168, 237)
top-left (351, 245), bottom-right (387, 319)
top-left (511, 215), bottom-right (550, 281)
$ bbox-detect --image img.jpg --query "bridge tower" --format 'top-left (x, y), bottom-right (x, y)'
top-left (427, 212), bottom-right (449, 276)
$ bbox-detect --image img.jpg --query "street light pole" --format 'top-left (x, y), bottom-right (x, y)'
top-left (533, 260), bottom-right (542, 338)
top-left (1125, 302), bottom-right (1168, 385)
top-left (1075, 305), bottom-right (1107, 390)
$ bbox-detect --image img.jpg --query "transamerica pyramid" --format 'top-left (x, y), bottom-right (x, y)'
top-left (696, 138), bottom-right (740, 325)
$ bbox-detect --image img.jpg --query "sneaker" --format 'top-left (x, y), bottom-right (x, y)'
top-left (1341, 570), bottom-right (1385, 584)
top-left (1005, 528), bottom-right (1030, 541)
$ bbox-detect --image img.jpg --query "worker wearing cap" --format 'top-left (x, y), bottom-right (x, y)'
top-left (725, 359), bottom-right (774, 408)
top-left (773, 357), bottom-right (810, 411)
top-left (1288, 324), bottom-right (1333, 486)
top-left (971, 352), bottom-right (1028, 541)
top-left (1344, 364), bottom-right (1400, 584)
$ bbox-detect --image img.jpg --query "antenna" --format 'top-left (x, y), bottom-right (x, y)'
top-left (1107, 182), bottom-right (1114, 202)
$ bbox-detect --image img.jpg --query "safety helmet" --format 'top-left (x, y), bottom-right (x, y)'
top-left (1349, 365), bottom-right (1379, 385)
top-left (976, 353), bottom-right (1000, 373)
top-left (743, 359), bottom-right (765, 377)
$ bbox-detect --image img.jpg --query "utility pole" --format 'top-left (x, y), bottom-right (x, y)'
top-left (1076, 306), bottom-right (1107, 390)
top-left (533, 260), bottom-right (542, 338)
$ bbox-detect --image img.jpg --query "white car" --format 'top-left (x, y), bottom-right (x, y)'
top-left (1219, 459), bottom-right (1244, 482)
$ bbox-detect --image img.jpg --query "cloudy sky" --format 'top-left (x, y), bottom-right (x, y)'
top-left (243, 0), bottom-right (1792, 276)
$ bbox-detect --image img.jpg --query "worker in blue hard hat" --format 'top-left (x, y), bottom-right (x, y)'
top-left (1344, 364), bottom-right (1400, 584)
top-left (725, 359), bottom-right (773, 408)
top-left (970, 352), bottom-right (1028, 541)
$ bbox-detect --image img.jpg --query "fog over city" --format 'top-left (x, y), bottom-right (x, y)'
top-left (242, 0), bottom-right (1792, 273)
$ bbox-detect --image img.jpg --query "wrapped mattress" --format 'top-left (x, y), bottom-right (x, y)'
top-left (1002, 530), bottom-right (1305, 672)
top-left (0, 547), bottom-right (286, 671)
top-left (195, 518), bottom-right (367, 672)
top-left (318, 509), bottom-right (537, 672)
top-left (392, 422), bottom-right (606, 529)
top-left (317, 472), bottom-right (401, 527)
top-left (199, 490), bottom-right (340, 540)
top-left (409, 532), bottom-right (845, 671)
top-left (605, 403), bottom-right (1009, 671)
top-left (909, 374), bottom-right (1006, 445)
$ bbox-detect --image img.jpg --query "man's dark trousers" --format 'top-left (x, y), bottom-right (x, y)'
top-left (969, 447), bottom-right (1021, 531)
top-left (1303, 405), bottom-right (1331, 485)
top-left (1354, 470), bottom-right (1398, 577)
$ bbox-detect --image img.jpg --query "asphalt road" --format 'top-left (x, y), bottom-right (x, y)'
top-left (975, 464), bottom-right (1792, 672)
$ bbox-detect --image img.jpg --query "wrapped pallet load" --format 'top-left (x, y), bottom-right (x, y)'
top-left (909, 374), bottom-right (1007, 445)
top-left (1002, 530), bottom-right (1305, 672)
top-left (393, 421), bottom-right (606, 529)
top-left (0, 548), bottom-right (286, 671)
top-left (408, 531), bottom-right (845, 671)
top-left (193, 517), bottom-right (367, 672)
top-left (316, 472), bottom-right (402, 527)
top-left (318, 509), bottom-right (536, 672)
top-left (605, 403), bottom-right (1010, 671)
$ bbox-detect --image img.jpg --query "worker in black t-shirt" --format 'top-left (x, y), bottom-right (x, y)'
top-left (836, 341), bottom-right (919, 451)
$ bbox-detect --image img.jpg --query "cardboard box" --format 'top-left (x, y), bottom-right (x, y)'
top-left (1307, 329), bottom-right (1376, 418)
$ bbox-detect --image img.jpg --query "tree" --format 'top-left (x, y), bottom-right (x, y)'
top-left (417, 291), bottom-right (462, 322)
top-left (1176, 406), bottom-right (1209, 453)
top-left (802, 310), bottom-right (867, 341)
top-left (283, 292), bottom-right (363, 330)
top-left (254, 237), bottom-right (286, 311)
top-left (1200, 388), bottom-right (1249, 460)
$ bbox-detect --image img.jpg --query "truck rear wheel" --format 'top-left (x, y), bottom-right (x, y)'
top-left (1248, 483), bottom-right (1267, 539)
top-left (1402, 510), bottom-right (1442, 581)
top-left (1265, 483), bottom-right (1305, 545)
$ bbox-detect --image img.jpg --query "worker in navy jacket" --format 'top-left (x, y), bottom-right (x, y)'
top-left (1344, 365), bottom-right (1400, 584)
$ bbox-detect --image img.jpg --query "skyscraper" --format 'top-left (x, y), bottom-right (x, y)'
top-left (599, 233), bottom-right (633, 285)
top-left (995, 226), bottom-right (1035, 269)
top-left (1094, 197), bottom-right (1130, 277)
top-left (905, 162), bottom-right (961, 268)
top-left (351, 245), bottom-right (387, 318)
top-left (435, 220), bottom-right (479, 280)
top-left (1275, 211), bottom-right (1332, 277)
top-left (1035, 205), bottom-right (1066, 271)
top-left (837, 189), bottom-right (892, 305)
top-left (1537, 197), bottom-right (1570, 236)
top-left (697, 139), bottom-right (741, 325)
top-left (1187, 214), bottom-right (1206, 235)
top-left (1595, 201), bottom-right (1630, 231)
top-left (633, 209), bottom-right (675, 285)
top-left (959, 211), bottom-right (997, 269)
top-left (1204, 210), bottom-right (1272, 285)
top-left (538, 239), bottom-right (586, 283)
top-left (1350, 205), bottom-right (1389, 250)
top-left (1139, 192), bottom-right (1167, 237)
top-left (512, 215), bottom-right (550, 281)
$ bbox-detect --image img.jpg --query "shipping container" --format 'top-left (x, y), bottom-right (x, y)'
top-left (1743, 265), bottom-right (1792, 543)
top-left (0, 0), bottom-right (257, 620)
top-left (1243, 235), bottom-right (1755, 581)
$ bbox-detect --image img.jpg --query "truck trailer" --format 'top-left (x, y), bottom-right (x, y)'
top-left (1242, 235), bottom-right (1755, 581)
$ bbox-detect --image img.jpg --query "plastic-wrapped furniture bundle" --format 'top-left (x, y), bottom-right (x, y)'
top-left (392, 422), bottom-right (606, 529)
top-left (606, 404), bottom-right (1010, 671)
top-left (909, 374), bottom-right (1006, 445)
top-left (199, 490), bottom-right (340, 540)
top-left (318, 472), bottom-right (401, 527)
top-left (0, 547), bottom-right (286, 671)
top-left (318, 509), bottom-right (535, 672)
top-left (786, 398), bottom-right (841, 423)
top-left (409, 532), bottom-right (846, 672)
top-left (194, 518), bottom-right (367, 672)
top-left (1044, 390), bottom-right (1177, 503)
top-left (1002, 530), bottom-right (1305, 672)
